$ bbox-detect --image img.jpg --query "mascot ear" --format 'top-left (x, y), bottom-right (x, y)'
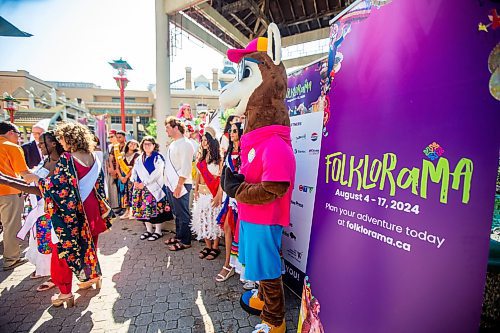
top-left (267, 23), bottom-right (282, 66)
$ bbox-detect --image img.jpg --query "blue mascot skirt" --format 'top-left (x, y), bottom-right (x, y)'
top-left (238, 220), bottom-right (283, 282)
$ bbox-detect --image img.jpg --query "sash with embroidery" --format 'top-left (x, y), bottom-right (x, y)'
top-left (196, 160), bottom-right (220, 197)
top-left (113, 144), bottom-right (130, 175)
top-left (38, 152), bottom-right (113, 282)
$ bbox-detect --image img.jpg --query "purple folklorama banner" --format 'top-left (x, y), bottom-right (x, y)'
top-left (283, 59), bottom-right (327, 296)
top-left (305, 0), bottom-right (500, 332)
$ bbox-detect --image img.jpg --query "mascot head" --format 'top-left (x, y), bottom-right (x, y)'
top-left (219, 23), bottom-right (289, 133)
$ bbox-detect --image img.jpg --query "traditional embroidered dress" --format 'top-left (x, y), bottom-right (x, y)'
top-left (192, 160), bottom-right (222, 240)
top-left (216, 151), bottom-right (245, 276)
top-left (17, 164), bottom-right (51, 277)
top-left (113, 144), bottom-right (127, 208)
top-left (39, 152), bottom-right (112, 287)
top-left (123, 152), bottom-right (139, 207)
top-left (131, 152), bottom-right (172, 223)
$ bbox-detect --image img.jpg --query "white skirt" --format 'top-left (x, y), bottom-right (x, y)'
top-left (191, 193), bottom-right (223, 240)
top-left (25, 231), bottom-right (51, 277)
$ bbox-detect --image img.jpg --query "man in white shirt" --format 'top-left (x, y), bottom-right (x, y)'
top-left (164, 116), bottom-right (195, 250)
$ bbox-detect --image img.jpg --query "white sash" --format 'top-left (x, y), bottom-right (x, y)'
top-left (17, 165), bottom-right (50, 240)
top-left (165, 149), bottom-right (188, 197)
top-left (135, 155), bottom-right (166, 202)
top-left (78, 153), bottom-right (101, 202)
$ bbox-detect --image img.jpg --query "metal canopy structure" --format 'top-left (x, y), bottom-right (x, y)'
top-left (171, 1), bottom-right (355, 46)
top-left (165, 0), bottom-right (356, 67)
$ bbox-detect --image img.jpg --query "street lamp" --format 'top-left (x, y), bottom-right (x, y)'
top-left (1, 93), bottom-right (20, 123)
top-left (109, 58), bottom-right (132, 131)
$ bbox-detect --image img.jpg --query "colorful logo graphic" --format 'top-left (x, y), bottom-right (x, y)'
top-left (311, 132), bottom-right (318, 141)
top-left (423, 142), bottom-right (445, 161)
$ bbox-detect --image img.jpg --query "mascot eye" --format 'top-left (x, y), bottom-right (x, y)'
top-left (242, 67), bottom-right (252, 79)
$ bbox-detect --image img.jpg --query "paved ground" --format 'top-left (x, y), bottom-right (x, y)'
top-left (0, 218), bottom-right (300, 332)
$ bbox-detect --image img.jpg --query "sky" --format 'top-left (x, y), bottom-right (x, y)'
top-left (0, 0), bottom-right (225, 90)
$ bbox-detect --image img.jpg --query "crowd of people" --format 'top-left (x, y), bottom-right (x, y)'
top-left (0, 105), bottom-right (257, 308)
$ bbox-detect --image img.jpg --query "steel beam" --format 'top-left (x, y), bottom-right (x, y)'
top-left (283, 52), bottom-right (328, 69)
top-left (193, 2), bottom-right (250, 47)
top-left (164, 0), bottom-right (207, 14)
top-left (281, 27), bottom-right (329, 47)
top-left (169, 13), bottom-right (229, 55)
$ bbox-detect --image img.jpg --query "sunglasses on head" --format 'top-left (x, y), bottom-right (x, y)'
top-left (237, 57), bottom-right (263, 81)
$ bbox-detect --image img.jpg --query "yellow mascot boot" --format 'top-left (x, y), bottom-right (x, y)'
top-left (252, 320), bottom-right (286, 333)
top-left (240, 289), bottom-right (265, 315)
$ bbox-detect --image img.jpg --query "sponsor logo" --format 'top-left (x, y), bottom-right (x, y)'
top-left (291, 200), bottom-right (304, 208)
top-left (298, 185), bottom-right (314, 193)
top-left (311, 132), bottom-right (318, 141)
top-left (291, 121), bottom-right (302, 127)
top-left (248, 148), bottom-right (256, 163)
top-left (309, 149), bottom-right (320, 155)
top-left (294, 149), bottom-right (306, 154)
top-left (283, 231), bottom-right (297, 240)
top-left (295, 134), bottom-right (306, 141)
top-left (285, 263), bottom-right (300, 281)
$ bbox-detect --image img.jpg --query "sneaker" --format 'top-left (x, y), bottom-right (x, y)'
top-left (3, 258), bottom-right (28, 271)
top-left (243, 281), bottom-right (257, 290)
top-left (252, 321), bottom-right (286, 333)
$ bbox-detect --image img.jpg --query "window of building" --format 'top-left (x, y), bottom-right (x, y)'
top-left (111, 116), bottom-right (133, 124)
top-left (111, 97), bottom-right (136, 103)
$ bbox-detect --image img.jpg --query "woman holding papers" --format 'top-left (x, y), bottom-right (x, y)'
top-left (0, 131), bottom-right (64, 292)
top-left (43, 122), bottom-right (112, 307)
top-left (131, 136), bottom-right (172, 241)
top-left (192, 127), bottom-right (223, 260)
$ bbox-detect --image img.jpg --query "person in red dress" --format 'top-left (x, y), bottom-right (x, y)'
top-left (44, 122), bottom-right (112, 307)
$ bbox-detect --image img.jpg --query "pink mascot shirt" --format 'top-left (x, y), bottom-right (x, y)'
top-left (238, 125), bottom-right (295, 227)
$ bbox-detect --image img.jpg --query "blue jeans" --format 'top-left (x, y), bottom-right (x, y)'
top-left (167, 184), bottom-right (192, 245)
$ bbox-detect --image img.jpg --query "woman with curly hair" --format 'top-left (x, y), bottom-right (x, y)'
top-left (192, 127), bottom-right (223, 260)
top-left (39, 122), bottom-right (113, 307)
top-left (131, 136), bottom-right (172, 240)
top-left (0, 131), bottom-right (65, 292)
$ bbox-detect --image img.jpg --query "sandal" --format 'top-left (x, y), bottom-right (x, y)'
top-left (140, 232), bottom-right (152, 240)
top-left (30, 272), bottom-right (45, 280)
top-left (147, 232), bottom-right (163, 241)
top-left (199, 247), bottom-right (211, 259)
top-left (206, 248), bottom-right (221, 260)
top-left (216, 266), bottom-right (235, 282)
top-left (37, 279), bottom-right (56, 292)
top-left (168, 242), bottom-right (192, 251)
top-left (164, 237), bottom-right (180, 245)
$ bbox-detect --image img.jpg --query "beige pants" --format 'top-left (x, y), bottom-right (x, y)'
top-left (0, 194), bottom-right (24, 267)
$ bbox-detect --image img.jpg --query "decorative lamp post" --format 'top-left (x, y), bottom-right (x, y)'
top-left (1, 93), bottom-right (20, 123)
top-left (109, 58), bottom-right (132, 131)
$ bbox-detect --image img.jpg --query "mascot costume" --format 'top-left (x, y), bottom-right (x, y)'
top-left (220, 23), bottom-right (296, 333)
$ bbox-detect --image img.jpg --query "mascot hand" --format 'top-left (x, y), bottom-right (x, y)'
top-left (224, 168), bottom-right (245, 198)
top-left (220, 166), bottom-right (227, 191)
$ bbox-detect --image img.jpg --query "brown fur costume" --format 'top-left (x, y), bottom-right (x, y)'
top-left (235, 51), bottom-right (291, 206)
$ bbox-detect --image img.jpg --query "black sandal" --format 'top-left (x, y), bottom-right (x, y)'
top-left (199, 247), bottom-right (211, 259)
top-left (140, 232), bottom-right (152, 240)
top-left (148, 232), bottom-right (163, 241)
top-left (164, 237), bottom-right (180, 245)
top-left (206, 248), bottom-right (221, 260)
top-left (168, 242), bottom-right (192, 251)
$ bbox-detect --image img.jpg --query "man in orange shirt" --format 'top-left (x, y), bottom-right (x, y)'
top-left (0, 122), bottom-right (38, 270)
